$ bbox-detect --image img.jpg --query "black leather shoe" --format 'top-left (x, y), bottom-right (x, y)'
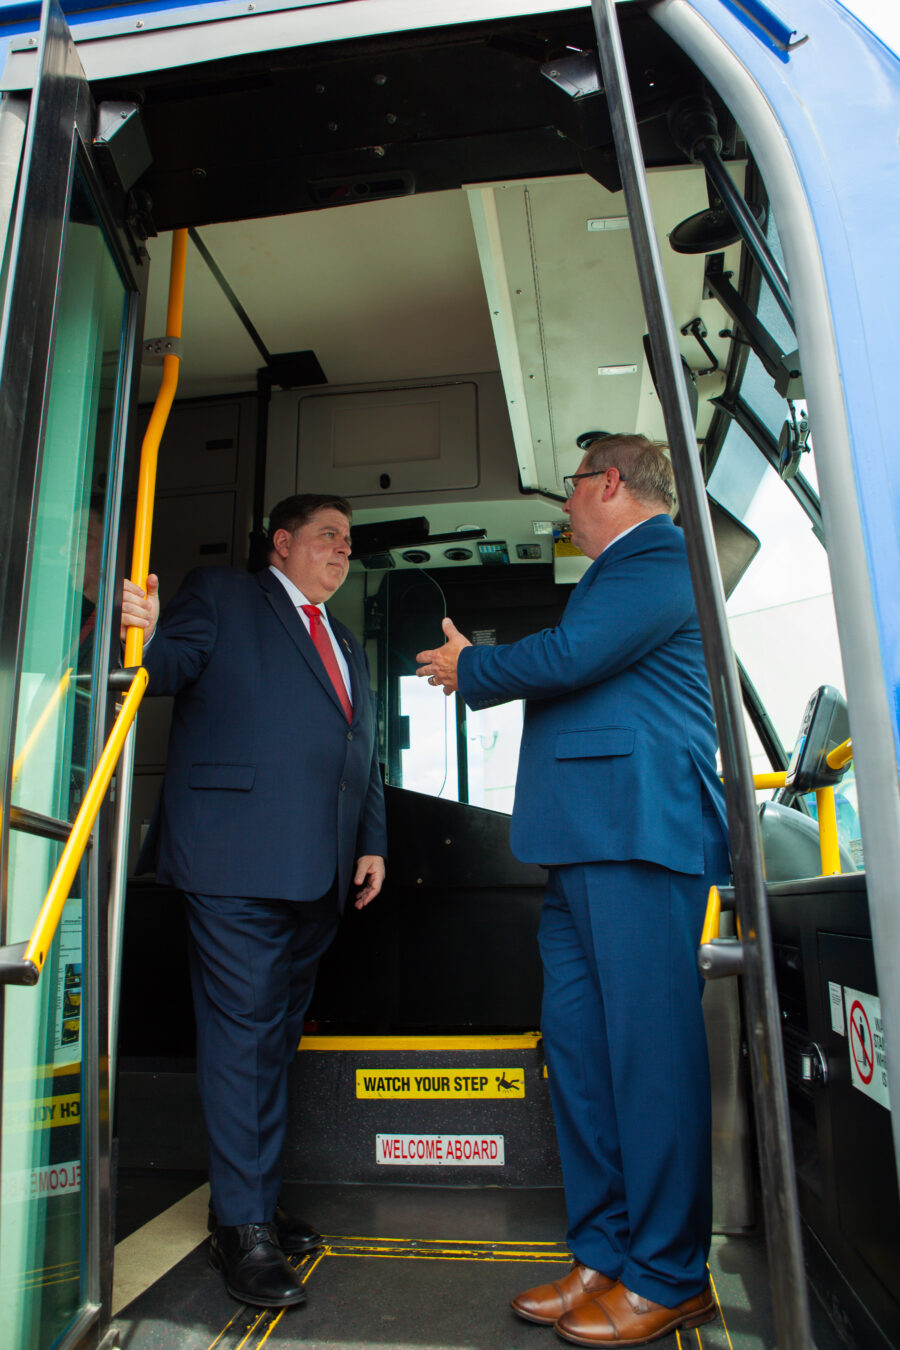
top-left (208, 1204), bottom-right (323, 1256)
top-left (208, 1223), bottom-right (308, 1308)
top-left (273, 1204), bottom-right (323, 1256)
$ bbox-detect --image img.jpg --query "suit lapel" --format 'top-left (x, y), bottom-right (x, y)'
top-left (330, 614), bottom-right (366, 726)
top-left (256, 569), bottom-right (348, 716)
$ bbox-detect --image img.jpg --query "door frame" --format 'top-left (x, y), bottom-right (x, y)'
top-left (0, 2), bottom-right (149, 1346)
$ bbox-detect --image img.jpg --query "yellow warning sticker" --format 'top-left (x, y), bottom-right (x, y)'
top-left (356, 1069), bottom-right (525, 1099)
top-left (5, 1093), bottom-right (81, 1132)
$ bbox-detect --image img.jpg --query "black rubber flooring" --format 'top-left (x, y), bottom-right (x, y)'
top-left (113, 1183), bottom-right (847, 1350)
top-left (116, 1167), bottom-right (208, 1241)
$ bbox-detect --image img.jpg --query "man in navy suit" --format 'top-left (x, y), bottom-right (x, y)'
top-left (122, 494), bottom-right (386, 1309)
top-left (417, 435), bottom-right (729, 1347)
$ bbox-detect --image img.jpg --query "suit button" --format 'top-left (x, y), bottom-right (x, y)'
top-left (347, 731), bottom-right (354, 741)
top-left (340, 781), bottom-right (347, 791)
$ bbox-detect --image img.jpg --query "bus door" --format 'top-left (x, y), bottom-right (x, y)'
top-left (0, 2), bottom-right (150, 1347)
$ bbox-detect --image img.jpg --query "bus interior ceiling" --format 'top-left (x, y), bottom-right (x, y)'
top-left (99, 8), bottom-right (898, 1350)
top-left (117, 8), bottom-right (754, 577)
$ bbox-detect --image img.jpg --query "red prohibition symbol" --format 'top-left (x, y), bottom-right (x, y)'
top-left (849, 1000), bottom-right (875, 1085)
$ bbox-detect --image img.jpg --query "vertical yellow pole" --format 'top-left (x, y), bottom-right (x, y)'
top-left (815, 787), bottom-right (841, 875)
top-left (124, 228), bottom-right (188, 669)
top-left (700, 885), bottom-right (722, 944)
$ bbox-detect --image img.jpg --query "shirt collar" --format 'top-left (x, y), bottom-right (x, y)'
top-left (601, 514), bottom-right (667, 555)
top-left (268, 564), bottom-right (320, 614)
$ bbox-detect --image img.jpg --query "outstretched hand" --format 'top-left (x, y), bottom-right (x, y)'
top-left (121, 574), bottom-right (160, 642)
top-left (415, 617), bottom-right (471, 696)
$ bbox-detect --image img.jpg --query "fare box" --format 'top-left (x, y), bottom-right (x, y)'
top-left (376, 1134), bottom-right (505, 1166)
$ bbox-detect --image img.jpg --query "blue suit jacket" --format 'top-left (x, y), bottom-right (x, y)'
top-left (457, 515), bottom-right (728, 875)
top-left (141, 566), bottom-right (386, 903)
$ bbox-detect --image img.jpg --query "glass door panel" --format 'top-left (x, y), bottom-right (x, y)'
top-left (0, 160), bottom-right (129, 1350)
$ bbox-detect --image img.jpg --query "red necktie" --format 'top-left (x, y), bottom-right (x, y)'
top-left (301, 605), bottom-right (353, 721)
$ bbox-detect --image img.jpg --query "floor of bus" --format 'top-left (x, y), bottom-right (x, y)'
top-left (112, 1171), bottom-right (847, 1350)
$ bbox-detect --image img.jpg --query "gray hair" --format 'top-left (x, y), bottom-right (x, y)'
top-left (581, 433), bottom-right (677, 516)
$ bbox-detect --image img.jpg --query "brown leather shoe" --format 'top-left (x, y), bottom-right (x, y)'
top-left (555, 1282), bottom-right (716, 1346)
top-left (511, 1263), bottom-right (618, 1325)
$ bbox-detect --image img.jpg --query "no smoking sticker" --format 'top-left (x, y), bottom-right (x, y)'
top-left (844, 986), bottom-right (891, 1111)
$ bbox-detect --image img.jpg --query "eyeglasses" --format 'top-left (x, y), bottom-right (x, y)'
top-left (562, 468), bottom-right (627, 499)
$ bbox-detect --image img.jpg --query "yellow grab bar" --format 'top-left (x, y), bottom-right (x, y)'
top-left (815, 786), bottom-right (842, 875)
top-left (826, 736), bottom-right (853, 771)
top-left (10, 232), bottom-right (189, 983)
top-left (753, 771), bottom-right (787, 790)
top-left (21, 668), bottom-right (148, 978)
top-left (700, 885), bottom-right (722, 945)
top-left (124, 227), bottom-right (187, 669)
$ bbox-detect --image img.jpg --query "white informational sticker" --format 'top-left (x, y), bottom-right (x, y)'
top-left (844, 986), bottom-right (891, 1111)
top-left (376, 1134), bottom-right (504, 1166)
top-left (829, 982), bottom-right (845, 1036)
top-left (3, 1160), bottom-right (81, 1203)
top-left (53, 899), bottom-right (82, 1066)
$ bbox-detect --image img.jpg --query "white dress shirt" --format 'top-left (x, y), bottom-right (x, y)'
top-left (268, 565), bottom-right (352, 697)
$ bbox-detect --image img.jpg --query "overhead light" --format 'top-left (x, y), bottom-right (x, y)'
top-left (597, 364), bottom-right (637, 376)
top-left (587, 217), bottom-right (629, 232)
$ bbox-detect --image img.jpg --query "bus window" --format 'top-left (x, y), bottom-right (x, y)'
top-left (464, 700), bottom-right (523, 814)
top-left (710, 418), bottom-right (843, 749)
top-left (398, 672), bottom-right (459, 801)
top-left (378, 569), bottom-right (524, 813)
top-left (395, 654), bottom-right (523, 814)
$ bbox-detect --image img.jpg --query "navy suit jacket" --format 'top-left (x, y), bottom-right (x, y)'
top-left (141, 566), bottom-right (386, 904)
top-left (457, 514), bottom-right (728, 875)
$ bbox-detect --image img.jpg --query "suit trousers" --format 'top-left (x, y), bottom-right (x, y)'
top-left (538, 811), bottom-right (729, 1306)
top-left (184, 887), bottom-right (340, 1226)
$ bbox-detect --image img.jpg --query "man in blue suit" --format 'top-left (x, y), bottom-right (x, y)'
top-left (417, 435), bottom-right (729, 1347)
top-left (122, 494), bottom-right (386, 1309)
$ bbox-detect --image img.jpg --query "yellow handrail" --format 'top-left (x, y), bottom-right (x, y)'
top-left (124, 227), bottom-right (187, 669)
top-left (22, 667), bottom-right (148, 977)
top-left (753, 771), bottom-right (787, 790)
top-left (8, 231), bottom-right (189, 985)
top-left (815, 786), bottom-right (842, 875)
top-left (826, 736), bottom-right (853, 770)
top-left (700, 885), bottom-right (722, 946)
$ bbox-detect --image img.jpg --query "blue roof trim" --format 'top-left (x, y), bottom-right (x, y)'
top-left (715, 0), bottom-right (801, 57)
top-left (0, 0), bottom-right (237, 41)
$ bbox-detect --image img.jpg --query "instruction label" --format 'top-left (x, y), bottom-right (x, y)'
top-left (356, 1069), bottom-right (524, 1099)
top-left (844, 986), bottom-right (891, 1110)
top-left (829, 982), bottom-right (845, 1035)
top-left (376, 1134), bottom-right (504, 1166)
top-left (4, 1093), bottom-right (81, 1132)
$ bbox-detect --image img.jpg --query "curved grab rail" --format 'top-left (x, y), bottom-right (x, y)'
top-left (2, 230), bottom-right (188, 989)
top-left (0, 667), bottom-right (148, 986)
top-left (124, 227), bottom-right (187, 669)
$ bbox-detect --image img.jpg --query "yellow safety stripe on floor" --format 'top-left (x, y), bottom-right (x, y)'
top-left (707, 1269), bottom-right (735, 1350)
top-left (203, 1249), bottom-right (325, 1350)
top-left (325, 1234), bottom-right (571, 1261)
top-left (202, 1242), bottom-right (734, 1350)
